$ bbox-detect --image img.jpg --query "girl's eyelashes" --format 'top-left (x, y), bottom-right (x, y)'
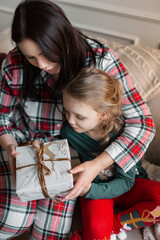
top-left (64, 109), bottom-right (86, 120)
top-left (76, 115), bottom-right (85, 120)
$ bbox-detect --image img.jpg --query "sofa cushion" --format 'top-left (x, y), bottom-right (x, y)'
top-left (116, 44), bottom-right (160, 102)
top-left (95, 37), bottom-right (125, 51)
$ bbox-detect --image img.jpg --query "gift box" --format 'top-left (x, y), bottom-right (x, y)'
top-left (16, 139), bottom-right (73, 202)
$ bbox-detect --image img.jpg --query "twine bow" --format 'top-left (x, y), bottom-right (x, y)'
top-left (32, 142), bottom-right (59, 203)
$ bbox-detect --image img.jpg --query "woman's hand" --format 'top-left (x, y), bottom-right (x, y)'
top-left (7, 141), bottom-right (34, 179)
top-left (0, 134), bottom-right (18, 180)
top-left (62, 151), bottom-right (114, 201)
top-left (6, 144), bottom-right (18, 180)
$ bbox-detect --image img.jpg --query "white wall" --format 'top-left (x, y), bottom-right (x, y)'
top-left (0, 0), bottom-right (20, 31)
top-left (0, 0), bottom-right (160, 48)
top-left (54, 0), bottom-right (160, 48)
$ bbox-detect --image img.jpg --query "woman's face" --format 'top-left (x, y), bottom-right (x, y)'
top-left (18, 38), bottom-right (60, 75)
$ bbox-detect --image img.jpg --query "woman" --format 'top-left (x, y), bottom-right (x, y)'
top-left (0, 0), bottom-right (155, 239)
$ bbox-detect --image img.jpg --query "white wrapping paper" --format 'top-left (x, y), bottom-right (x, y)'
top-left (16, 139), bottom-right (73, 202)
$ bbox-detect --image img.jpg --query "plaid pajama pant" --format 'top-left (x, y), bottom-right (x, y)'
top-left (0, 149), bottom-right (76, 240)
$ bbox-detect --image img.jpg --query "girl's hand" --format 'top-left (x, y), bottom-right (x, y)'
top-left (62, 161), bottom-right (95, 201)
top-left (62, 151), bottom-right (114, 201)
top-left (6, 144), bottom-right (18, 180)
top-left (79, 182), bottom-right (92, 197)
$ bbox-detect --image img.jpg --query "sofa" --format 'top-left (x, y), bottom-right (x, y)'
top-left (0, 28), bottom-right (160, 240)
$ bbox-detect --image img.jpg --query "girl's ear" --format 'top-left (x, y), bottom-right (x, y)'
top-left (99, 112), bottom-right (108, 120)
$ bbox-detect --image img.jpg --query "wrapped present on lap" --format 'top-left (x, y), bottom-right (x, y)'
top-left (16, 139), bottom-right (73, 202)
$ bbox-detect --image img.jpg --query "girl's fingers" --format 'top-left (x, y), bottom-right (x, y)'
top-left (69, 164), bottom-right (85, 174)
top-left (63, 162), bottom-right (94, 200)
top-left (62, 183), bottom-right (83, 201)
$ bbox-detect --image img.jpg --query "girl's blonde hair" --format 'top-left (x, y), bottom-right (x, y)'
top-left (64, 68), bottom-right (124, 141)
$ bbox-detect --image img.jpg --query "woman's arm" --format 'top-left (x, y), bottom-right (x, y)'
top-left (0, 54), bottom-right (20, 137)
top-left (0, 52), bottom-right (21, 179)
top-left (61, 44), bottom-right (156, 198)
top-left (100, 48), bottom-right (155, 172)
top-left (0, 134), bottom-right (18, 179)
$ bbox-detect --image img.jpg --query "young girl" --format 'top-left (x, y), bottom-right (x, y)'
top-left (0, 0), bottom-right (155, 238)
top-left (61, 68), bottom-right (160, 240)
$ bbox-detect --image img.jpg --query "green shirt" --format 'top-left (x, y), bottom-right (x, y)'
top-left (61, 121), bottom-right (147, 199)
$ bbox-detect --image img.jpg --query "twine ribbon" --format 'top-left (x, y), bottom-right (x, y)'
top-left (16, 142), bottom-right (70, 204)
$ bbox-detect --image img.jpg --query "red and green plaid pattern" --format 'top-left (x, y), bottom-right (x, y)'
top-left (0, 149), bottom-right (76, 239)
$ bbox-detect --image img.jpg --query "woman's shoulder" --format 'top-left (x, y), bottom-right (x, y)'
top-left (4, 47), bottom-right (26, 69)
top-left (85, 37), bottom-right (119, 68)
top-left (1, 47), bottom-right (26, 85)
top-left (86, 37), bottom-right (109, 51)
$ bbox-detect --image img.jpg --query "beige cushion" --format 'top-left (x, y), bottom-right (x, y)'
top-left (142, 158), bottom-right (160, 180)
top-left (95, 37), bottom-right (125, 51)
top-left (116, 44), bottom-right (160, 102)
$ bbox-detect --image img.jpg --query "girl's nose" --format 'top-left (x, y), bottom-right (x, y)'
top-left (68, 115), bottom-right (76, 125)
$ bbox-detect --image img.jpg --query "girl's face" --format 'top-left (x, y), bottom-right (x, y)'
top-left (18, 38), bottom-right (60, 75)
top-left (63, 92), bottom-right (102, 134)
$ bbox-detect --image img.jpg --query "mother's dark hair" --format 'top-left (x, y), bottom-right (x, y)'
top-left (12, 0), bottom-right (103, 100)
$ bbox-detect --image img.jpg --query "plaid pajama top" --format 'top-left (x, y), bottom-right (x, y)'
top-left (0, 39), bottom-right (155, 172)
